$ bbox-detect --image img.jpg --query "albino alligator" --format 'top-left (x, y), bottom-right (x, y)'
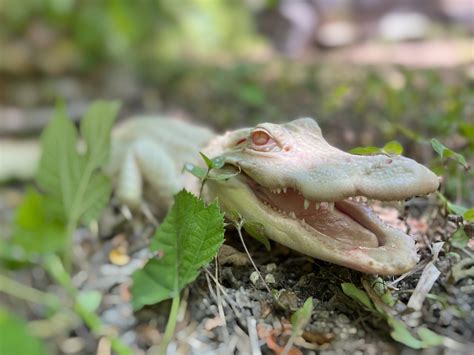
top-left (0, 117), bottom-right (439, 275)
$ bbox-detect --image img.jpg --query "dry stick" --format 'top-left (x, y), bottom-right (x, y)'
top-left (215, 257), bottom-right (230, 340)
top-left (235, 222), bottom-right (273, 295)
top-left (203, 268), bottom-right (243, 319)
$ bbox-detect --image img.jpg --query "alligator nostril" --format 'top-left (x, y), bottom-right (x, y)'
top-left (386, 159), bottom-right (393, 164)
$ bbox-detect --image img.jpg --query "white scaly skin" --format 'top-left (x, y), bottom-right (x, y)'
top-left (0, 117), bottom-right (439, 275)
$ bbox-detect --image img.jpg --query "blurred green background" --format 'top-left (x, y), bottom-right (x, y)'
top-left (0, 0), bottom-right (473, 203)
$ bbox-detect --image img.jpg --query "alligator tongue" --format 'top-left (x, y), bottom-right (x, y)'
top-left (251, 185), bottom-right (379, 248)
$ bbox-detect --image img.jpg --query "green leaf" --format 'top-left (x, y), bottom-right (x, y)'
top-left (290, 297), bottom-right (313, 334)
top-left (341, 283), bottom-right (375, 311)
top-left (351, 140), bottom-right (404, 156)
top-left (183, 162), bottom-right (207, 180)
top-left (464, 209), bottom-right (474, 222)
top-left (36, 101), bottom-right (119, 224)
top-left (417, 327), bottom-right (445, 347)
top-left (349, 146), bottom-right (382, 155)
top-left (387, 317), bottom-right (423, 349)
top-left (451, 227), bottom-right (469, 249)
top-left (77, 290), bottom-right (102, 313)
top-left (382, 140), bottom-right (403, 155)
top-left (80, 101), bottom-right (120, 166)
top-left (243, 221), bottom-right (271, 251)
top-left (430, 138), bottom-right (469, 169)
top-left (199, 152), bottom-right (214, 169)
top-left (208, 167), bottom-right (241, 181)
top-left (0, 307), bottom-right (46, 355)
top-left (199, 153), bottom-right (225, 170)
top-left (211, 156), bottom-right (225, 169)
top-left (371, 278), bottom-right (395, 307)
top-left (11, 189), bottom-right (67, 255)
top-left (437, 193), bottom-right (468, 215)
top-left (131, 190), bottom-right (225, 309)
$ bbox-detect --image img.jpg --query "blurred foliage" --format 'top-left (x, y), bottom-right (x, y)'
top-left (0, 0), bottom-right (263, 72)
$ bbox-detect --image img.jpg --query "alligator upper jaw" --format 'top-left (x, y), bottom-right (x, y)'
top-left (244, 172), bottom-right (393, 249)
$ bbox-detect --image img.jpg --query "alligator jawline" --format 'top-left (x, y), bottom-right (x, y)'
top-left (237, 172), bottom-right (406, 249)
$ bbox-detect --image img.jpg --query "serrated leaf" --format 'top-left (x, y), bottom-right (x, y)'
top-left (349, 146), bottom-right (382, 155)
top-left (131, 190), bottom-right (225, 309)
top-left (382, 140), bottom-right (403, 155)
top-left (341, 283), bottom-right (375, 311)
top-left (290, 297), bottom-right (313, 335)
top-left (464, 209), bottom-right (474, 222)
top-left (243, 221), bottom-right (271, 251)
top-left (36, 101), bottom-right (119, 224)
top-left (11, 189), bottom-right (67, 254)
top-left (183, 162), bottom-right (207, 180)
top-left (0, 307), bottom-right (46, 355)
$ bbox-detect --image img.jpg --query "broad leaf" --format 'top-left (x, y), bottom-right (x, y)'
top-left (36, 101), bottom-right (119, 224)
top-left (11, 189), bottom-right (67, 254)
top-left (131, 190), bottom-right (225, 309)
top-left (0, 307), bottom-right (46, 355)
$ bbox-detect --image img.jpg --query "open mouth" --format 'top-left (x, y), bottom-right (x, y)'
top-left (241, 173), bottom-right (396, 249)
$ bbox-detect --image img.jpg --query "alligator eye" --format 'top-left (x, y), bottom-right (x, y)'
top-left (251, 130), bottom-right (270, 145)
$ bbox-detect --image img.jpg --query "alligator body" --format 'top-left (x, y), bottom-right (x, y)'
top-left (0, 117), bottom-right (439, 275)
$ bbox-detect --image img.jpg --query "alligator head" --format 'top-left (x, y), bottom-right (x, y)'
top-left (204, 118), bottom-right (439, 275)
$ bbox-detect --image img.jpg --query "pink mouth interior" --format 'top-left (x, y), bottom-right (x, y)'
top-left (246, 178), bottom-right (381, 248)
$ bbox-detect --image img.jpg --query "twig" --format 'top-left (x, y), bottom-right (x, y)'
top-left (235, 222), bottom-right (273, 295)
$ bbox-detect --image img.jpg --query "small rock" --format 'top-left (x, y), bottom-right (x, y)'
top-left (264, 274), bottom-right (276, 284)
top-left (250, 271), bottom-right (260, 285)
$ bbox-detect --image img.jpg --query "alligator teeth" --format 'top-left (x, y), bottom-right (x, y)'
top-left (277, 188), bottom-right (281, 194)
top-left (304, 199), bottom-right (310, 210)
top-left (289, 211), bottom-right (296, 219)
top-left (315, 202), bottom-right (320, 209)
top-left (283, 187), bottom-right (287, 193)
top-left (328, 202), bottom-right (334, 212)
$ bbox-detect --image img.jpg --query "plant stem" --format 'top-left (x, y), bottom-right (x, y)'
top-left (236, 223), bottom-right (273, 295)
top-left (0, 273), bottom-right (60, 308)
top-left (43, 255), bottom-right (132, 355)
top-left (158, 293), bottom-right (181, 355)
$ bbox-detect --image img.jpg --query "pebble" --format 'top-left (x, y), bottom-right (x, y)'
top-left (250, 271), bottom-right (259, 285)
top-left (264, 274), bottom-right (276, 284)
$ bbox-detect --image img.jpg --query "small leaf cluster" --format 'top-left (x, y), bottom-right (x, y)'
top-left (350, 140), bottom-right (403, 156)
top-left (11, 101), bottom-right (120, 257)
top-left (341, 280), bottom-right (445, 349)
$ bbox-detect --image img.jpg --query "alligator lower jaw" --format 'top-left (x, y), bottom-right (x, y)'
top-left (243, 175), bottom-right (409, 249)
